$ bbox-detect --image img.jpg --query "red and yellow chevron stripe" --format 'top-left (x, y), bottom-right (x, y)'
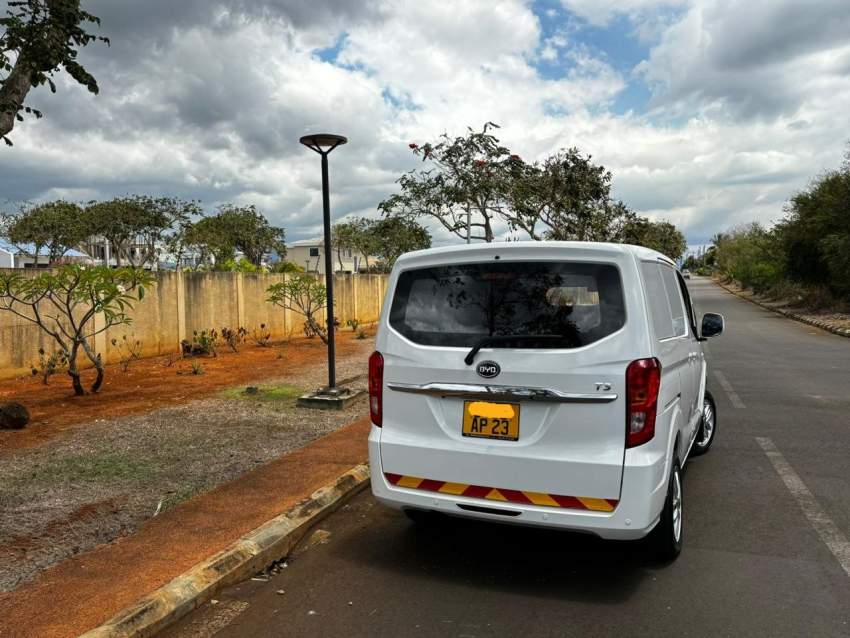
top-left (384, 473), bottom-right (618, 512)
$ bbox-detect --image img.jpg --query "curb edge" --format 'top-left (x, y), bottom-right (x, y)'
top-left (714, 280), bottom-right (850, 340)
top-left (79, 463), bottom-right (371, 638)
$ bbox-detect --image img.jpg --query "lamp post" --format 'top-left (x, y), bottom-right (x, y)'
top-left (299, 133), bottom-right (347, 389)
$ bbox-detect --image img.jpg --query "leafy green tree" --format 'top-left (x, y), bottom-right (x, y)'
top-left (379, 122), bottom-right (519, 242)
top-left (777, 164), bottom-right (850, 294)
top-left (713, 223), bottom-right (783, 292)
top-left (0, 265), bottom-right (153, 394)
top-left (333, 217), bottom-right (382, 271)
top-left (372, 216), bottom-right (431, 269)
top-left (508, 148), bottom-right (635, 241)
top-left (266, 275), bottom-right (328, 343)
top-left (380, 123), bottom-right (667, 246)
top-left (1, 199), bottom-right (89, 265)
top-left (621, 218), bottom-right (688, 261)
top-left (331, 221), bottom-right (356, 272)
top-left (188, 205), bottom-right (285, 268)
top-left (85, 196), bottom-right (200, 268)
top-left (0, 0), bottom-right (108, 145)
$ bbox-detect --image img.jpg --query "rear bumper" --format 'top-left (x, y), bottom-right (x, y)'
top-left (369, 425), bottom-right (669, 541)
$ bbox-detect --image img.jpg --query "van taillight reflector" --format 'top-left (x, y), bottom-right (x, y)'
top-left (368, 351), bottom-right (384, 427)
top-left (626, 357), bottom-right (661, 448)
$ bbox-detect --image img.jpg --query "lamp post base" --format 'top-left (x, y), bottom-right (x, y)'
top-left (296, 386), bottom-right (365, 410)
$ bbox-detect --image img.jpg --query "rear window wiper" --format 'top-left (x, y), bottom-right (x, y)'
top-left (464, 334), bottom-right (566, 365)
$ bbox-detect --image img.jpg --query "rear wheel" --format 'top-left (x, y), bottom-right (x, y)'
top-left (649, 458), bottom-right (683, 561)
top-left (690, 391), bottom-right (717, 457)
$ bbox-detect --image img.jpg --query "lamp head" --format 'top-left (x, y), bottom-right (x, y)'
top-left (300, 134), bottom-right (348, 154)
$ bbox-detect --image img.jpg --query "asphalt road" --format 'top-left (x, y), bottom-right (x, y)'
top-left (164, 278), bottom-right (850, 638)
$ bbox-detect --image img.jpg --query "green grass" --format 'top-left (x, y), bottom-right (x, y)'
top-left (219, 384), bottom-right (303, 405)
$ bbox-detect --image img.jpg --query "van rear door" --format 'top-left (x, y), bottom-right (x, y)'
top-left (379, 257), bottom-right (640, 503)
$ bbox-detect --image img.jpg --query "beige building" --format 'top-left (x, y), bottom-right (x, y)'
top-left (286, 238), bottom-right (375, 274)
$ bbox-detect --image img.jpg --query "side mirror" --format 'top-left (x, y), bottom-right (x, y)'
top-left (700, 312), bottom-right (724, 339)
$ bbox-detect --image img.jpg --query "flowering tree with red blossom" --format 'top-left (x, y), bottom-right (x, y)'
top-left (379, 122), bottom-right (524, 242)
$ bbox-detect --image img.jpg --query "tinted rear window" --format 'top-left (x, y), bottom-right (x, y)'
top-left (389, 261), bottom-right (626, 348)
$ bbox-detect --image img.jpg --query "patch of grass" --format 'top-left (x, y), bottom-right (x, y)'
top-left (219, 384), bottom-right (303, 405)
top-left (12, 454), bottom-right (161, 487)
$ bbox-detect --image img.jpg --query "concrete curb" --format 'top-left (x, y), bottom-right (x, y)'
top-left (79, 463), bottom-right (371, 638)
top-left (714, 280), bottom-right (850, 339)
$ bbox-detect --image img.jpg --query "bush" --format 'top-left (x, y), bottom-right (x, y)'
top-left (182, 330), bottom-right (218, 357)
top-left (111, 335), bottom-right (142, 372)
top-left (250, 324), bottom-right (271, 347)
top-left (31, 348), bottom-right (68, 385)
top-left (221, 326), bottom-right (248, 353)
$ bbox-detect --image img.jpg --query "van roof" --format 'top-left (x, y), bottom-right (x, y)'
top-left (395, 241), bottom-right (675, 269)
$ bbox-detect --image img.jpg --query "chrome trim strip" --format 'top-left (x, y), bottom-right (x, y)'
top-left (387, 382), bottom-right (618, 403)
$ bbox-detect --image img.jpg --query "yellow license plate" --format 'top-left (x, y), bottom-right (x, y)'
top-left (462, 401), bottom-right (520, 441)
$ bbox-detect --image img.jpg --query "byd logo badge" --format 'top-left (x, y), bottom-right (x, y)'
top-left (476, 361), bottom-right (500, 378)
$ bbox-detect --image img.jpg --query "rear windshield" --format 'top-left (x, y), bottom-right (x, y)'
top-left (389, 261), bottom-right (626, 348)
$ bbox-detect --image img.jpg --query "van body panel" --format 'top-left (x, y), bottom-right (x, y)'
top-left (371, 241), bottom-right (707, 539)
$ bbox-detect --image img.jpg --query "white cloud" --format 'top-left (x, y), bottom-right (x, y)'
top-left (0, 0), bottom-right (848, 248)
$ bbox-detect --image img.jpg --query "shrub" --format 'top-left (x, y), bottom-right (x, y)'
top-left (111, 335), bottom-right (142, 372)
top-left (346, 318), bottom-right (361, 332)
top-left (31, 348), bottom-right (68, 385)
top-left (221, 326), bottom-right (248, 353)
top-left (182, 329), bottom-right (218, 357)
top-left (250, 324), bottom-right (271, 347)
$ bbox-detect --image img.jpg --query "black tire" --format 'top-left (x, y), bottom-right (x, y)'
top-left (649, 457), bottom-right (683, 562)
top-left (690, 390), bottom-right (717, 457)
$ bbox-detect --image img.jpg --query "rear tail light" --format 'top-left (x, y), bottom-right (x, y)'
top-left (625, 358), bottom-right (661, 448)
top-left (368, 351), bottom-right (384, 427)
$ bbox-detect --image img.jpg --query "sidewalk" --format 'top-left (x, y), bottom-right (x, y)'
top-left (0, 416), bottom-right (371, 638)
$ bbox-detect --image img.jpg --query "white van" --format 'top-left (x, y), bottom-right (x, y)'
top-left (368, 242), bottom-right (723, 559)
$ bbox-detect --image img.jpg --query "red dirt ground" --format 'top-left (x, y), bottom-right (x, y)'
top-left (0, 333), bottom-right (366, 453)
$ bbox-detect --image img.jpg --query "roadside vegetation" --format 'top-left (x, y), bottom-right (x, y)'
top-left (693, 145), bottom-right (850, 312)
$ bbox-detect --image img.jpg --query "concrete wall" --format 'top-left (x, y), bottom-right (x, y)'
top-left (0, 270), bottom-right (389, 380)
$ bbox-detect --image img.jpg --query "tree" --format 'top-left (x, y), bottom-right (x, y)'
top-left (187, 205), bottom-right (285, 268)
top-left (331, 222), bottom-right (356, 272)
top-left (621, 218), bottom-right (688, 261)
top-left (777, 164), bottom-right (850, 294)
top-left (507, 148), bottom-right (635, 241)
top-left (0, 265), bottom-right (153, 394)
top-left (84, 196), bottom-right (199, 269)
top-left (379, 122), bottom-right (520, 242)
top-left (333, 217), bottom-right (382, 272)
top-left (380, 124), bottom-right (668, 246)
top-left (372, 216), bottom-right (431, 269)
top-left (1, 199), bottom-right (89, 265)
top-left (266, 275), bottom-right (328, 343)
top-left (0, 0), bottom-right (108, 145)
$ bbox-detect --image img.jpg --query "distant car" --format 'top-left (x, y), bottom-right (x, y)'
top-left (682, 269), bottom-right (692, 279)
top-left (368, 242), bottom-right (725, 560)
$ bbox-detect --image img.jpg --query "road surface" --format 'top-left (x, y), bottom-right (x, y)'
top-left (163, 278), bottom-right (850, 637)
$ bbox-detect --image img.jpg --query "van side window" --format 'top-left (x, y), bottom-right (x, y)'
top-left (676, 271), bottom-right (698, 336)
top-left (641, 262), bottom-right (675, 340)
top-left (660, 265), bottom-right (687, 337)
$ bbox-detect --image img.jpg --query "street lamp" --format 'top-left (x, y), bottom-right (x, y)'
top-left (300, 133), bottom-right (347, 389)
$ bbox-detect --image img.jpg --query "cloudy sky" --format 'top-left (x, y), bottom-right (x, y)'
top-left (2, 0), bottom-right (849, 247)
